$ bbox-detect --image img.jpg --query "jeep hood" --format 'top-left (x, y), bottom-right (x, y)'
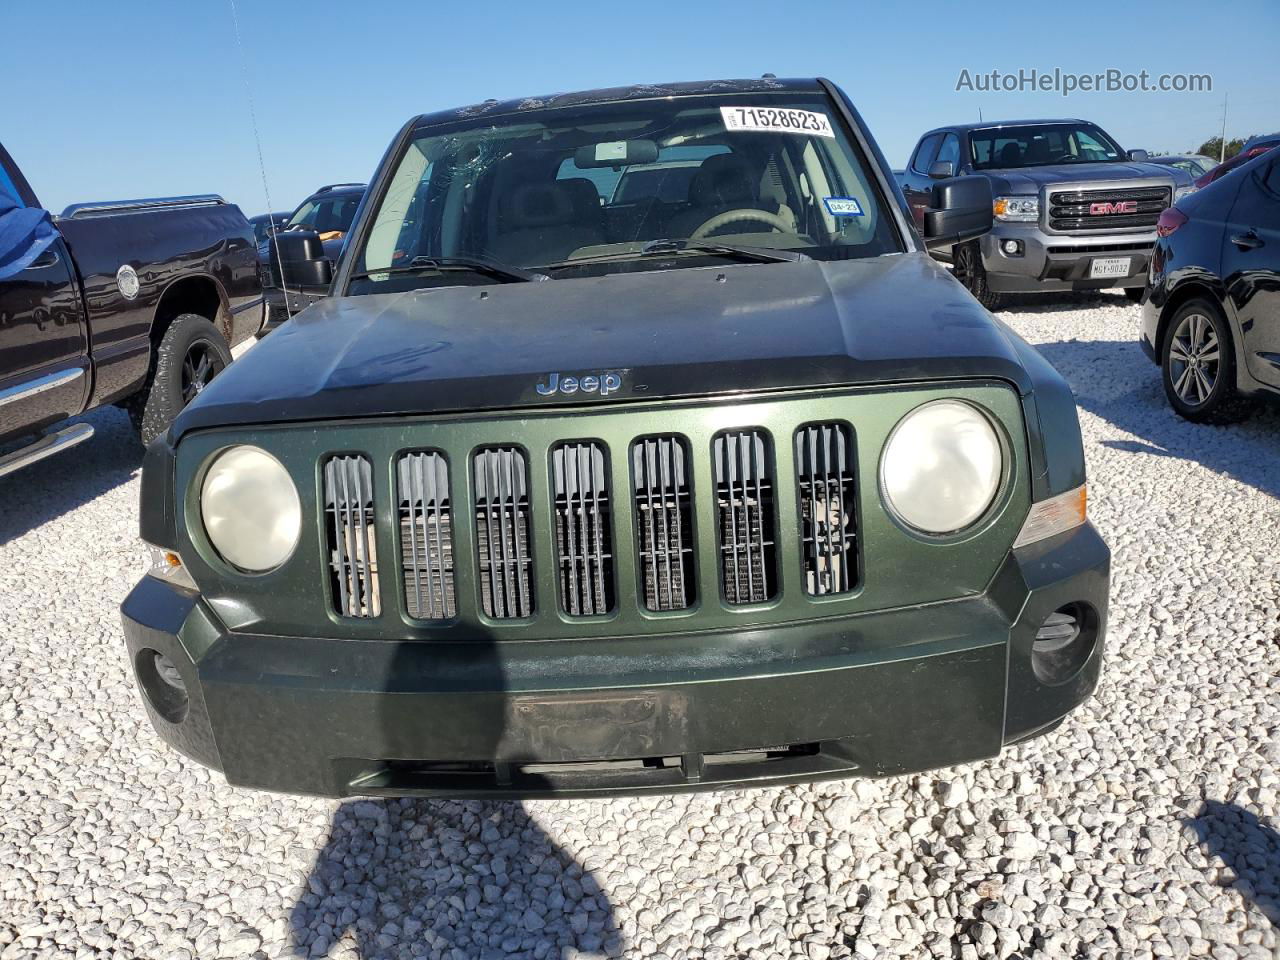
top-left (173, 253), bottom-right (1037, 438)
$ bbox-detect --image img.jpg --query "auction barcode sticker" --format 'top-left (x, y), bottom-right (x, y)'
top-left (720, 106), bottom-right (835, 138)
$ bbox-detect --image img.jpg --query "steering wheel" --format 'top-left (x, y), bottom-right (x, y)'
top-left (690, 208), bottom-right (793, 240)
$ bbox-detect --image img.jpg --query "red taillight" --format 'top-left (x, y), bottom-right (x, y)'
top-left (1156, 207), bottom-right (1188, 238)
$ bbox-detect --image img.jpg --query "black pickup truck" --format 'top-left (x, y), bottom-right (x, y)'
top-left (0, 142), bottom-right (263, 476)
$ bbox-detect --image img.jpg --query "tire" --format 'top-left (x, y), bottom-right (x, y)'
top-left (127, 314), bottom-right (233, 445)
top-left (952, 240), bottom-right (1004, 310)
top-left (1124, 287), bottom-right (1145, 303)
top-left (1160, 298), bottom-right (1255, 424)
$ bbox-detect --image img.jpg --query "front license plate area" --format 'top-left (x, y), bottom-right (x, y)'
top-left (500, 691), bottom-right (684, 762)
top-left (1089, 256), bottom-right (1131, 278)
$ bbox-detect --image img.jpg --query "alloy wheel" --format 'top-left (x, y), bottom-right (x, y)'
top-left (180, 340), bottom-right (223, 405)
top-left (1167, 312), bottom-right (1220, 407)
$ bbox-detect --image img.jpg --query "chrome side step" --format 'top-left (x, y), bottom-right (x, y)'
top-left (0, 423), bottom-right (95, 479)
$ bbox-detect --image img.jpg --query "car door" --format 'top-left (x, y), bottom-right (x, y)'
top-left (0, 146), bottom-right (89, 443)
top-left (900, 133), bottom-right (943, 231)
top-left (1226, 155), bottom-right (1280, 389)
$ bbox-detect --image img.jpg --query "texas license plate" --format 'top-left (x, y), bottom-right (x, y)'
top-left (1089, 256), bottom-right (1132, 278)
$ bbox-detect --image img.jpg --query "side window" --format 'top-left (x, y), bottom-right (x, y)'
top-left (910, 134), bottom-right (943, 175)
top-left (1259, 158), bottom-right (1280, 199)
top-left (0, 155), bottom-right (23, 207)
top-left (933, 134), bottom-right (960, 173)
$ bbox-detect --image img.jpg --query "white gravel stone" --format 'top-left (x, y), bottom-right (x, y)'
top-left (0, 294), bottom-right (1278, 959)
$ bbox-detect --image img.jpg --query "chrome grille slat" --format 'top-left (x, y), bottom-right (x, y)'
top-left (633, 436), bottom-right (694, 611)
top-left (1046, 185), bottom-right (1171, 233)
top-left (324, 455), bottom-right (380, 618)
top-left (796, 423), bottom-right (857, 597)
top-left (474, 448), bottom-right (533, 619)
top-left (398, 452), bottom-right (455, 620)
top-left (714, 430), bottom-right (776, 604)
top-left (553, 442), bottom-right (613, 616)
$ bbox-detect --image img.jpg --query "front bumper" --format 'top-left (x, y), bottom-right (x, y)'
top-left (980, 223), bottom-right (1155, 293)
top-left (121, 524), bottom-right (1109, 798)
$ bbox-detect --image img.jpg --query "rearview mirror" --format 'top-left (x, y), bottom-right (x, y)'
top-left (574, 139), bottom-right (659, 169)
top-left (1127, 149), bottom-right (1149, 162)
top-left (928, 160), bottom-right (954, 180)
top-left (271, 230), bottom-right (332, 292)
top-left (923, 175), bottom-right (993, 249)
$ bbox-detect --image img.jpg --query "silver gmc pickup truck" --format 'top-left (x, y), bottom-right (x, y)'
top-left (900, 119), bottom-right (1195, 308)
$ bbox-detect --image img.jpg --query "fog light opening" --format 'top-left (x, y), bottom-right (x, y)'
top-left (136, 648), bottom-right (189, 724)
top-left (1032, 603), bottom-right (1098, 685)
top-left (1001, 239), bottom-right (1024, 257)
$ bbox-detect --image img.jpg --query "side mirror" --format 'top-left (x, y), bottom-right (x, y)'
top-left (270, 230), bottom-right (332, 292)
top-left (1127, 149), bottom-right (1149, 162)
top-left (928, 160), bottom-right (955, 180)
top-left (923, 175), bottom-right (994, 249)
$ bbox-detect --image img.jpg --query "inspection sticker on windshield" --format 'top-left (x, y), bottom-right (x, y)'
top-left (720, 106), bottom-right (835, 138)
top-left (823, 197), bottom-right (864, 217)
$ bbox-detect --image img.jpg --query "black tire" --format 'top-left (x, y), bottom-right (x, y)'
top-left (1160, 298), bottom-right (1255, 424)
top-left (1124, 287), bottom-right (1145, 303)
top-left (127, 314), bottom-right (232, 445)
top-left (952, 240), bottom-right (1004, 310)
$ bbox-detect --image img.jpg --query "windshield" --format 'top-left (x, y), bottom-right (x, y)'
top-left (969, 123), bottom-right (1124, 170)
top-left (288, 193), bottom-right (362, 235)
top-left (350, 93), bottom-right (900, 293)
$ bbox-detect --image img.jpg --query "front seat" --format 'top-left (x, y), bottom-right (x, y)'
top-left (668, 154), bottom-right (789, 238)
top-left (998, 142), bottom-right (1023, 167)
top-left (489, 182), bottom-right (605, 266)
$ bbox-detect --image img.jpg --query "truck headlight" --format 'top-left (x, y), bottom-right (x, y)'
top-left (993, 196), bottom-right (1039, 222)
top-left (881, 400), bottom-right (1003, 535)
top-left (1173, 185), bottom-right (1196, 202)
top-left (200, 445), bottom-right (301, 572)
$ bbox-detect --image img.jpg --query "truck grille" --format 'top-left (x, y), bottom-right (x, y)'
top-left (324, 455), bottom-right (380, 618)
top-left (1047, 185), bottom-right (1170, 233)
top-left (796, 423), bottom-right (857, 596)
top-left (713, 430), bottom-right (776, 605)
top-left (474, 447), bottom-right (534, 619)
top-left (398, 451), bottom-right (456, 620)
top-left (632, 436), bottom-right (695, 612)
top-left (552, 442), bottom-right (614, 616)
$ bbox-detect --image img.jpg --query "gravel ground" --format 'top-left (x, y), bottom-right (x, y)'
top-left (1, 293), bottom-right (1278, 960)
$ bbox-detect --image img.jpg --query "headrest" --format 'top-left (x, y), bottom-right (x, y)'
top-left (688, 154), bottom-right (756, 206)
top-left (557, 178), bottom-right (603, 218)
top-left (504, 182), bottom-right (576, 229)
top-left (998, 142), bottom-right (1023, 166)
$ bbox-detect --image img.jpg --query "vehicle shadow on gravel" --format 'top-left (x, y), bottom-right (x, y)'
top-left (1031, 338), bottom-right (1280, 500)
top-left (288, 629), bottom-right (621, 959)
top-left (0, 406), bottom-right (141, 545)
top-left (1185, 802), bottom-right (1280, 925)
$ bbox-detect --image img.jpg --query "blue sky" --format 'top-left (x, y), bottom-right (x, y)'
top-left (3, 0), bottom-right (1276, 214)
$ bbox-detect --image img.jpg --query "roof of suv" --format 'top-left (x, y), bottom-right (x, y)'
top-left (925, 120), bottom-right (1089, 136)
top-left (411, 78), bottom-right (825, 129)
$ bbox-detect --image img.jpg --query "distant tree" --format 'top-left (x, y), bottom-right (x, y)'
top-left (1196, 136), bottom-right (1248, 160)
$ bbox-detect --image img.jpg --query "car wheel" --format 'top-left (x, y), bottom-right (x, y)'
top-left (1160, 299), bottom-right (1254, 424)
top-left (1124, 287), bottom-right (1145, 303)
top-left (952, 240), bottom-right (1004, 310)
top-left (129, 314), bottom-right (233, 444)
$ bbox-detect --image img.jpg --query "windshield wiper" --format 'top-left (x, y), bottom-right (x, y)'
top-left (350, 255), bottom-right (548, 283)
top-left (545, 239), bottom-right (807, 270)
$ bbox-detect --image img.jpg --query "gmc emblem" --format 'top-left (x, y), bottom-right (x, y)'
top-left (1089, 200), bottom-right (1138, 216)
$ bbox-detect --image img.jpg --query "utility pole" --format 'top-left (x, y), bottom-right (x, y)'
top-left (1219, 92), bottom-right (1229, 163)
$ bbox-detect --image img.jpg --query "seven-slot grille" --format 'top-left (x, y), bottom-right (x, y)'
top-left (324, 455), bottom-right (380, 618)
top-left (398, 451), bottom-right (456, 620)
top-left (796, 423), bottom-right (857, 596)
top-left (552, 442), bottom-right (614, 616)
top-left (632, 436), bottom-right (695, 612)
top-left (714, 430), bottom-right (777, 604)
top-left (320, 428), bottom-right (865, 620)
top-left (1047, 185), bottom-right (1171, 233)
top-left (473, 447), bottom-right (534, 619)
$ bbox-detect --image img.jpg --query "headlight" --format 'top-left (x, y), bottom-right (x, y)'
top-left (993, 196), bottom-right (1039, 222)
top-left (200, 445), bottom-right (301, 572)
top-left (1173, 185), bottom-right (1197, 202)
top-left (881, 400), bottom-right (1003, 535)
